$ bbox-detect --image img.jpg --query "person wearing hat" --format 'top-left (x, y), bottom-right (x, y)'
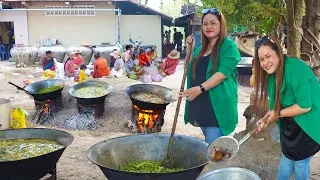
top-left (159, 49), bottom-right (180, 76)
top-left (92, 51), bottom-right (110, 78)
top-left (73, 50), bottom-right (84, 69)
top-left (64, 52), bottom-right (76, 77)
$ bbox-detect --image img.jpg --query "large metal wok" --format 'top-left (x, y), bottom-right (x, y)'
top-left (0, 128), bottom-right (74, 180)
top-left (126, 84), bottom-right (172, 110)
top-left (69, 81), bottom-right (113, 106)
top-left (87, 134), bottom-right (208, 180)
top-left (9, 79), bottom-right (66, 101)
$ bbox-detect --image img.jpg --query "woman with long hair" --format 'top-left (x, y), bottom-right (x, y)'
top-left (180, 8), bottom-right (241, 144)
top-left (254, 36), bottom-right (320, 179)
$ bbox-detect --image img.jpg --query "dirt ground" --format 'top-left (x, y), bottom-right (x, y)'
top-left (0, 61), bottom-right (319, 180)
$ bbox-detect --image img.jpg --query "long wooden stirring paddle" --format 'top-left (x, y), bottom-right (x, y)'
top-left (163, 37), bottom-right (195, 168)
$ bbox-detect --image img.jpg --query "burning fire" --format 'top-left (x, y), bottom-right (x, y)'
top-left (133, 105), bottom-right (160, 132)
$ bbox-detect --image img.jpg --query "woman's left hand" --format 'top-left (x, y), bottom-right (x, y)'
top-left (179, 86), bottom-right (202, 101)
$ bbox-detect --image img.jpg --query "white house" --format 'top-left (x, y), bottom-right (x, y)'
top-left (0, 0), bottom-right (173, 56)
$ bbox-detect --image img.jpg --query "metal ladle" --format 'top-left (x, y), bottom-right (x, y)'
top-left (206, 115), bottom-right (269, 163)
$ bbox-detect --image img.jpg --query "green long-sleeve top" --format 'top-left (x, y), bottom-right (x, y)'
top-left (184, 37), bottom-right (241, 136)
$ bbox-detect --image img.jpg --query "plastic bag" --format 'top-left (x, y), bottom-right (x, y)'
top-left (11, 107), bottom-right (28, 129)
top-left (54, 58), bottom-right (65, 79)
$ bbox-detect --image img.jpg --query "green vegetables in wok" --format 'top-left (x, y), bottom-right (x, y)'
top-left (73, 86), bottom-right (108, 98)
top-left (37, 86), bottom-right (63, 94)
top-left (119, 160), bottom-right (184, 173)
top-left (0, 138), bottom-right (63, 162)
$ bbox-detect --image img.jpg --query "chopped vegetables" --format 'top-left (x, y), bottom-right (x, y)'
top-left (119, 160), bottom-right (184, 173)
top-left (73, 86), bottom-right (108, 98)
top-left (132, 92), bottom-right (166, 104)
top-left (0, 138), bottom-right (63, 162)
top-left (37, 86), bottom-right (62, 94)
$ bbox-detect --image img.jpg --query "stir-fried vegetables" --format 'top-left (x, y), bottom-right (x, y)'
top-left (37, 86), bottom-right (62, 94)
top-left (0, 138), bottom-right (63, 162)
top-left (73, 86), bottom-right (108, 98)
top-left (119, 160), bottom-right (184, 173)
top-left (132, 92), bottom-right (166, 104)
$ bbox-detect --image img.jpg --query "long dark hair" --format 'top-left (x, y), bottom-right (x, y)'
top-left (192, 10), bottom-right (227, 80)
top-left (253, 36), bottom-right (285, 118)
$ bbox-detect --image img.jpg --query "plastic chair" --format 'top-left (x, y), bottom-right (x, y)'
top-left (0, 44), bottom-right (7, 61)
top-left (7, 44), bottom-right (13, 59)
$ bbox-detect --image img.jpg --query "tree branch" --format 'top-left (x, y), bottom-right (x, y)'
top-left (306, 29), bottom-right (320, 52)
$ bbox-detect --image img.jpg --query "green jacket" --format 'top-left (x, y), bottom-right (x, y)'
top-left (268, 56), bottom-right (320, 144)
top-left (184, 37), bottom-right (241, 136)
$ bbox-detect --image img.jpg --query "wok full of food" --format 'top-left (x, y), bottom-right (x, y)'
top-left (37, 86), bottom-right (63, 95)
top-left (119, 160), bottom-right (184, 173)
top-left (132, 92), bottom-right (166, 104)
top-left (73, 86), bottom-right (109, 98)
top-left (0, 138), bottom-right (63, 162)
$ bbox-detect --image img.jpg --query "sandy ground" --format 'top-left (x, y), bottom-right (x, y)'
top-left (0, 60), bottom-right (319, 180)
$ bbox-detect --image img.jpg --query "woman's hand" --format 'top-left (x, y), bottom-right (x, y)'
top-left (179, 86), bottom-right (201, 101)
top-left (267, 110), bottom-right (278, 124)
top-left (186, 35), bottom-right (195, 50)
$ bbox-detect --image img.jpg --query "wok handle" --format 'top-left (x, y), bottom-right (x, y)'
top-left (239, 115), bottom-right (270, 145)
top-left (8, 81), bottom-right (31, 95)
top-left (167, 38), bottom-right (195, 158)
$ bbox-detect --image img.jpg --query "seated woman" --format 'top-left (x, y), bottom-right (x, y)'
top-left (159, 49), bottom-right (180, 76)
top-left (110, 51), bottom-right (125, 77)
top-left (138, 49), bottom-right (151, 67)
top-left (73, 50), bottom-right (84, 69)
top-left (109, 49), bottom-right (118, 68)
top-left (147, 48), bottom-right (157, 61)
top-left (64, 52), bottom-right (76, 77)
top-left (92, 52), bottom-right (110, 78)
top-left (42, 51), bottom-right (56, 71)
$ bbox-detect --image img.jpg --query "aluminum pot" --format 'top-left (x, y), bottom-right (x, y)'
top-left (93, 45), bottom-right (118, 65)
top-left (198, 167), bottom-right (261, 180)
top-left (0, 97), bottom-right (14, 130)
top-left (66, 46), bottom-right (93, 65)
top-left (38, 46), bottom-right (67, 64)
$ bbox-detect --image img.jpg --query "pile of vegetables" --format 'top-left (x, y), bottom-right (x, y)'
top-left (41, 70), bottom-right (55, 80)
top-left (37, 85), bottom-right (62, 94)
top-left (73, 86), bottom-right (108, 98)
top-left (0, 138), bottom-right (63, 162)
top-left (119, 160), bottom-right (184, 173)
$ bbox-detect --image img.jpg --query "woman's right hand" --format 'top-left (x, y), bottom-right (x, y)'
top-left (186, 35), bottom-right (195, 50)
top-left (255, 111), bottom-right (270, 132)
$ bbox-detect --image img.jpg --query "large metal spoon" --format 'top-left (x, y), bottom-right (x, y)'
top-left (206, 115), bottom-right (269, 163)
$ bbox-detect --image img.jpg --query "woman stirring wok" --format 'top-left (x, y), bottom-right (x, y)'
top-left (180, 8), bottom-right (241, 144)
top-left (254, 36), bottom-right (320, 180)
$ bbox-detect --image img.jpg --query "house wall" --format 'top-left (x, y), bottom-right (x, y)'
top-left (119, 15), bottom-right (162, 56)
top-left (27, 2), bottom-right (117, 48)
top-left (0, 11), bottom-right (29, 45)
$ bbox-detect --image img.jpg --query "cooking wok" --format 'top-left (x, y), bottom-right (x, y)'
top-left (9, 79), bottom-right (66, 101)
top-left (0, 128), bottom-right (74, 180)
top-left (69, 81), bottom-right (113, 106)
top-left (126, 84), bottom-right (172, 110)
top-left (87, 134), bottom-right (208, 180)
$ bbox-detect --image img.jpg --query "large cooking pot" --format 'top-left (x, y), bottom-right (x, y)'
top-left (0, 97), bottom-right (13, 130)
top-left (88, 134), bottom-right (208, 180)
top-left (9, 79), bottom-right (66, 101)
top-left (10, 46), bottom-right (39, 67)
top-left (69, 81), bottom-right (113, 106)
top-left (0, 128), bottom-right (74, 180)
top-left (67, 46), bottom-right (93, 64)
top-left (198, 167), bottom-right (261, 180)
top-left (126, 84), bottom-right (172, 110)
top-left (38, 46), bottom-right (67, 63)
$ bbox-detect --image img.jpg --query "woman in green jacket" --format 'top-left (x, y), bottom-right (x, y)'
top-left (180, 8), bottom-right (241, 144)
top-left (254, 36), bottom-right (320, 180)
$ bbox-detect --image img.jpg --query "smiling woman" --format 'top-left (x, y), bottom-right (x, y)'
top-left (180, 8), bottom-right (241, 144)
top-left (253, 36), bottom-right (320, 180)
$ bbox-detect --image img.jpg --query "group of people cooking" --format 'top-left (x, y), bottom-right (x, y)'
top-left (108, 45), bottom-right (181, 82)
top-left (180, 8), bottom-right (319, 180)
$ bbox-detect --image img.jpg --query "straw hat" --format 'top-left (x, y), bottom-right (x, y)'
top-left (110, 51), bottom-right (121, 59)
top-left (167, 49), bottom-right (180, 59)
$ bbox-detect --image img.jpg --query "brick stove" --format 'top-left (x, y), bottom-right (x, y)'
top-left (33, 95), bottom-right (63, 124)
